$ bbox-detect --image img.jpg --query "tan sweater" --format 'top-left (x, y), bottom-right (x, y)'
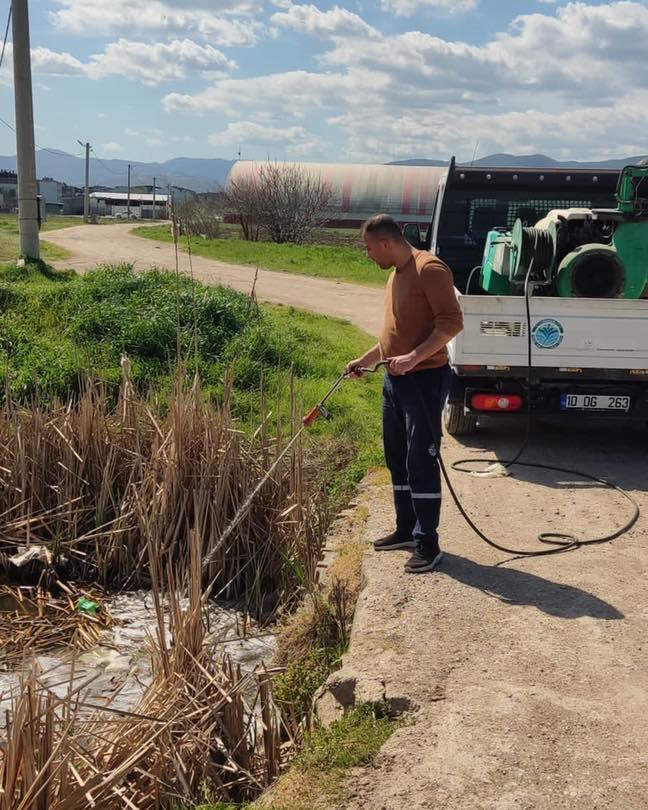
top-left (379, 250), bottom-right (463, 371)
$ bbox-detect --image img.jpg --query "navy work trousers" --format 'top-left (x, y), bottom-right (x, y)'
top-left (382, 364), bottom-right (452, 551)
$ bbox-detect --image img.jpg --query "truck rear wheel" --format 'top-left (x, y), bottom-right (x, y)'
top-left (444, 401), bottom-right (477, 436)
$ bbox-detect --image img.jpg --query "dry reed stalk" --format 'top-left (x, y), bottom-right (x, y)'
top-left (0, 366), bottom-right (325, 615)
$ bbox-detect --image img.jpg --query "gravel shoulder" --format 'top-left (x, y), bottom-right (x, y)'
top-left (325, 418), bottom-right (648, 809)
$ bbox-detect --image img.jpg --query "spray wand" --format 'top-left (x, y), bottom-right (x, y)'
top-left (301, 361), bottom-right (388, 426)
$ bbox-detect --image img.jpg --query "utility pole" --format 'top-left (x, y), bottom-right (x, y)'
top-left (127, 163), bottom-right (131, 220)
top-left (78, 140), bottom-right (91, 222)
top-left (12, 0), bottom-right (40, 259)
top-left (167, 183), bottom-right (172, 219)
top-left (152, 175), bottom-right (156, 220)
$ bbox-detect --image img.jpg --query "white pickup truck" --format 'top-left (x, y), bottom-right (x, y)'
top-left (445, 293), bottom-right (648, 434)
top-left (412, 159), bottom-right (648, 435)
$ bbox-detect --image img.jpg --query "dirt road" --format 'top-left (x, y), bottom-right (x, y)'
top-left (326, 418), bottom-right (648, 809)
top-left (46, 224), bottom-right (648, 807)
top-left (43, 223), bottom-right (385, 337)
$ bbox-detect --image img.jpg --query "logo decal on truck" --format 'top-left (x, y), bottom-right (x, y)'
top-left (532, 319), bottom-right (564, 349)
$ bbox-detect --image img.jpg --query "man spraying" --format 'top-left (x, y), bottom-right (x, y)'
top-left (347, 214), bottom-right (464, 573)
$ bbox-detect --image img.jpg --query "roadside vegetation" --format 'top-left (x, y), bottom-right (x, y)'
top-left (0, 259), bottom-right (382, 500)
top-left (255, 705), bottom-right (398, 810)
top-left (0, 213), bottom-right (78, 262)
top-left (133, 224), bottom-right (385, 287)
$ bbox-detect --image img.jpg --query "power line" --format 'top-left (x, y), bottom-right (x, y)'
top-left (0, 112), bottom-right (83, 159)
top-left (0, 112), bottom-right (15, 133)
top-left (91, 153), bottom-right (124, 176)
top-left (0, 5), bottom-right (11, 73)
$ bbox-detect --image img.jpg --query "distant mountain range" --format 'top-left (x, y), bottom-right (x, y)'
top-left (389, 153), bottom-right (647, 169)
top-left (0, 150), bottom-right (235, 192)
top-left (1, 150), bottom-right (646, 192)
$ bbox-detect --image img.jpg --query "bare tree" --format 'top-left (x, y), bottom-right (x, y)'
top-left (223, 173), bottom-right (262, 241)
top-left (225, 162), bottom-right (332, 244)
top-left (174, 195), bottom-right (224, 239)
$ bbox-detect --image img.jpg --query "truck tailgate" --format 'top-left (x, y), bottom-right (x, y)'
top-left (450, 294), bottom-right (648, 370)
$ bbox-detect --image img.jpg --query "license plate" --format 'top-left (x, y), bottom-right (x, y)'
top-left (560, 394), bottom-right (630, 412)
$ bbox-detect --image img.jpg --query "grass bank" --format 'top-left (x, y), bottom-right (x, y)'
top-left (132, 224), bottom-right (386, 287)
top-left (0, 259), bottom-right (382, 505)
top-left (256, 705), bottom-right (397, 810)
top-left (0, 214), bottom-right (77, 262)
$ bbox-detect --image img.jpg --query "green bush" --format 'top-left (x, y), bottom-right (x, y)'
top-left (65, 266), bottom-right (250, 363)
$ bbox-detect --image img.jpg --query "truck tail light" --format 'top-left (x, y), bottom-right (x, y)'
top-left (470, 393), bottom-right (524, 412)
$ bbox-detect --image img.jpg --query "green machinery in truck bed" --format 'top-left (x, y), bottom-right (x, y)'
top-left (478, 164), bottom-right (648, 300)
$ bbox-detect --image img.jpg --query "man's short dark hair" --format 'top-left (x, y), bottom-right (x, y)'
top-left (361, 214), bottom-right (404, 241)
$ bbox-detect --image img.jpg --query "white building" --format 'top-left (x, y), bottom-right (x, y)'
top-left (89, 191), bottom-right (170, 219)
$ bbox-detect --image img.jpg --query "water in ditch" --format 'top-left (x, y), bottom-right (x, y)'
top-left (0, 589), bottom-right (276, 716)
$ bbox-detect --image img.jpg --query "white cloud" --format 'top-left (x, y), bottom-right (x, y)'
top-left (164, 68), bottom-right (387, 117)
top-left (270, 3), bottom-right (379, 38)
top-left (101, 142), bottom-right (123, 153)
top-left (209, 120), bottom-right (324, 158)
top-left (31, 46), bottom-right (87, 75)
top-left (163, 1), bottom-right (648, 162)
top-left (323, 1), bottom-right (648, 102)
top-left (17, 39), bottom-right (236, 86)
top-left (51, 1), bottom-right (262, 47)
top-left (2, 44), bottom-right (86, 77)
top-left (380, 0), bottom-right (477, 16)
top-left (329, 93), bottom-right (648, 163)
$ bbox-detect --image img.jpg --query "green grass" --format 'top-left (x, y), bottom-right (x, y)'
top-left (0, 259), bottom-right (383, 503)
top-left (40, 215), bottom-right (85, 232)
top-left (132, 225), bottom-right (386, 287)
top-left (299, 705), bottom-right (396, 772)
top-left (258, 705), bottom-right (398, 810)
top-left (0, 214), bottom-right (76, 262)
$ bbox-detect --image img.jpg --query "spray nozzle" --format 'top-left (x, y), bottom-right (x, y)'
top-left (301, 404), bottom-right (331, 427)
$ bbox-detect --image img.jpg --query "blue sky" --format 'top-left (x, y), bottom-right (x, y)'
top-left (0, 0), bottom-right (647, 165)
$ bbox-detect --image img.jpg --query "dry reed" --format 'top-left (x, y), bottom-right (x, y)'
top-left (0, 584), bottom-right (112, 667)
top-left (0, 534), bottom-right (288, 808)
top-left (0, 366), bottom-right (325, 616)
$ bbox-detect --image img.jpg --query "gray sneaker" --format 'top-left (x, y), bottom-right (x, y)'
top-left (373, 531), bottom-right (416, 551)
top-left (404, 548), bottom-right (443, 574)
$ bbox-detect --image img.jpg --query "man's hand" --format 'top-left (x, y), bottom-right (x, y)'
top-left (387, 352), bottom-right (419, 376)
top-left (345, 358), bottom-right (366, 378)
